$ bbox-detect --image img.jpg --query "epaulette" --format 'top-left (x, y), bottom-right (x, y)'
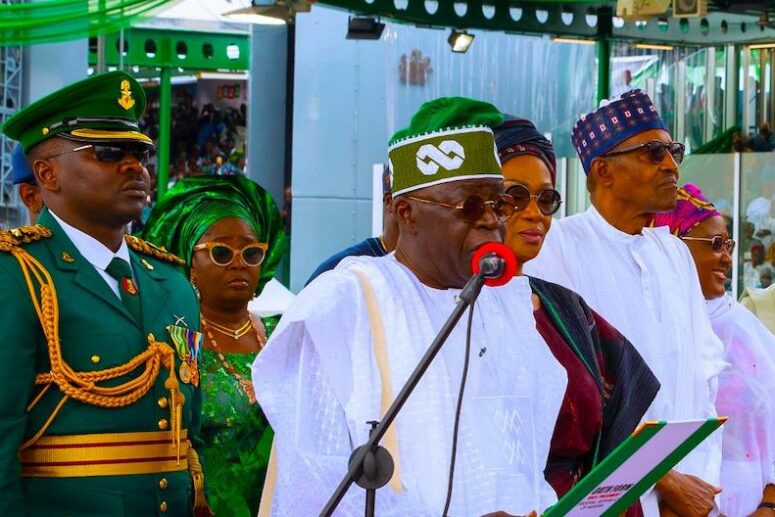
top-left (125, 235), bottom-right (185, 266)
top-left (0, 225), bottom-right (52, 252)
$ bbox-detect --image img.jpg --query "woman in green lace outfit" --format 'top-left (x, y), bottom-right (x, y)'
top-left (143, 175), bottom-right (286, 516)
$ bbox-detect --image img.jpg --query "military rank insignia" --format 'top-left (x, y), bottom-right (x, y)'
top-left (167, 325), bottom-right (203, 387)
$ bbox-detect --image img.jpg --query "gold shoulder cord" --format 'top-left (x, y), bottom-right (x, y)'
top-left (125, 235), bottom-right (185, 266)
top-left (1, 226), bottom-right (186, 462)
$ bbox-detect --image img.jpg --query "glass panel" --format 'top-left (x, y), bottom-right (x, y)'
top-left (740, 153), bottom-right (775, 295)
top-left (709, 47), bottom-right (727, 141)
top-left (564, 157), bottom-right (590, 216)
top-left (680, 153), bottom-right (736, 293)
top-left (684, 49), bottom-right (708, 152)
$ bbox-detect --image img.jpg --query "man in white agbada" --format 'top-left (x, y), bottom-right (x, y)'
top-left (525, 91), bottom-right (726, 517)
top-left (653, 184), bottom-right (775, 517)
top-left (253, 97), bottom-right (567, 516)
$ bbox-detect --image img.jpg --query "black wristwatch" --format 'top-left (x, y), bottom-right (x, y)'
top-left (759, 502), bottom-right (775, 511)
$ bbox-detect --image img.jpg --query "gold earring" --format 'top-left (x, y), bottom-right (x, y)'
top-left (189, 273), bottom-right (200, 301)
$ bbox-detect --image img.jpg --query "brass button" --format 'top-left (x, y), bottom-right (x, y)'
top-left (159, 478), bottom-right (168, 490)
top-left (159, 501), bottom-right (168, 513)
top-left (158, 419), bottom-right (169, 430)
top-left (157, 397), bottom-right (168, 409)
top-left (90, 355), bottom-right (100, 364)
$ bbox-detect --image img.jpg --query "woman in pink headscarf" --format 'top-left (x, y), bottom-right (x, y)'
top-left (653, 183), bottom-right (775, 516)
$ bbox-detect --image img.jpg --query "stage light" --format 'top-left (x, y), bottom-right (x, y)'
top-left (635, 43), bottom-right (674, 51)
top-left (346, 16), bottom-right (386, 40)
top-left (448, 29), bottom-right (474, 53)
top-left (223, 1), bottom-right (311, 25)
top-left (552, 37), bottom-right (596, 45)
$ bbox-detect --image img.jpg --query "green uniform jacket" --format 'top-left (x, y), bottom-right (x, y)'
top-left (0, 209), bottom-right (202, 516)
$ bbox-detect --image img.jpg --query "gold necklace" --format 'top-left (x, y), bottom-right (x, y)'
top-left (201, 315), bottom-right (253, 339)
top-left (201, 314), bottom-right (266, 405)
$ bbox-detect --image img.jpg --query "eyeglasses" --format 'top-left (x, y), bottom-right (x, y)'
top-left (505, 184), bottom-right (563, 216)
top-left (406, 194), bottom-right (516, 222)
top-left (681, 236), bottom-right (736, 253)
top-left (603, 140), bottom-right (685, 165)
top-left (193, 241), bottom-right (269, 267)
top-left (46, 144), bottom-right (152, 166)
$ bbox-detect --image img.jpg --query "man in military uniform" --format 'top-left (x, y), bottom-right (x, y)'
top-left (0, 71), bottom-right (208, 516)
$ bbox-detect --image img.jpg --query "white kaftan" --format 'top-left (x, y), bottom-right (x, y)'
top-left (524, 205), bottom-right (726, 515)
top-left (708, 294), bottom-right (775, 516)
top-left (253, 254), bottom-right (567, 516)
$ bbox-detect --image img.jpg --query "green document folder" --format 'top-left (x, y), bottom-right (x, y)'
top-left (543, 417), bottom-right (726, 517)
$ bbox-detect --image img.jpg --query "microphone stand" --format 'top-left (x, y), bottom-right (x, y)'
top-left (319, 268), bottom-right (493, 517)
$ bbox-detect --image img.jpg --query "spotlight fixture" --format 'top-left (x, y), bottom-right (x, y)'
top-left (448, 29), bottom-right (475, 53)
top-left (346, 16), bottom-right (386, 40)
top-left (223, 0), bottom-right (311, 25)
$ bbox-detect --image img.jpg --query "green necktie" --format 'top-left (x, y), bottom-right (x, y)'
top-left (106, 257), bottom-right (143, 326)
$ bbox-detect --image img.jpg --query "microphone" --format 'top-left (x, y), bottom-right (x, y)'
top-left (470, 242), bottom-right (519, 287)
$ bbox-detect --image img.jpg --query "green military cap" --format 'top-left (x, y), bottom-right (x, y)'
top-left (2, 70), bottom-right (154, 153)
top-left (388, 96), bottom-right (505, 196)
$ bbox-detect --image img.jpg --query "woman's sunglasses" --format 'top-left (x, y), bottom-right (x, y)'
top-left (602, 140), bottom-right (685, 165)
top-left (193, 242), bottom-right (269, 267)
top-left (505, 184), bottom-right (563, 216)
top-left (47, 144), bottom-right (152, 166)
top-left (406, 194), bottom-right (516, 223)
top-left (681, 235), bottom-right (736, 253)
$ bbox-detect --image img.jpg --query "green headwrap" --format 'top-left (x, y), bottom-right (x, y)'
top-left (142, 175), bottom-right (286, 296)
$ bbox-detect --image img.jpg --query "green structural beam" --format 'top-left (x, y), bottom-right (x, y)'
top-left (88, 28), bottom-right (250, 71)
top-left (157, 66), bottom-right (172, 200)
top-left (316, 0), bottom-right (775, 47)
top-left (597, 37), bottom-right (611, 105)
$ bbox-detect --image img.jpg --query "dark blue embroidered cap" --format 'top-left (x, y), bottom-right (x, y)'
top-left (571, 90), bottom-right (668, 173)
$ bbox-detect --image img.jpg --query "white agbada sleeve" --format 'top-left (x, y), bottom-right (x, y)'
top-left (251, 270), bottom-right (431, 516)
top-left (709, 295), bottom-right (775, 516)
top-left (675, 244), bottom-right (725, 486)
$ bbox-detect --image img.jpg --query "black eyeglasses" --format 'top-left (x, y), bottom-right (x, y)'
top-left (193, 242), bottom-right (268, 267)
top-left (406, 194), bottom-right (516, 222)
top-left (603, 140), bottom-right (685, 165)
top-left (505, 184), bottom-right (563, 216)
top-left (681, 235), bottom-right (736, 253)
top-left (47, 144), bottom-right (152, 166)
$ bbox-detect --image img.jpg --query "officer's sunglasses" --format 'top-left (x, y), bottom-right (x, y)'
top-left (681, 235), bottom-right (736, 254)
top-left (603, 140), bottom-right (685, 165)
top-left (505, 184), bottom-right (563, 216)
top-left (47, 144), bottom-right (152, 166)
top-left (406, 193), bottom-right (516, 223)
top-left (193, 242), bottom-right (269, 267)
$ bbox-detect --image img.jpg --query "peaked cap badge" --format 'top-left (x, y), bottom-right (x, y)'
top-left (117, 79), bottom-right (136, 111)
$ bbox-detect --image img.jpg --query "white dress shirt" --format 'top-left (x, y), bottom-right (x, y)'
top-left (49, 210), bottom-right (133, 298)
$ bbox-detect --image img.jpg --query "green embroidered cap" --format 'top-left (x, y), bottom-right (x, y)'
top-left (2, 70), bottom-right (153, 153)
top-left (388, 97), bottom-right (505, 196)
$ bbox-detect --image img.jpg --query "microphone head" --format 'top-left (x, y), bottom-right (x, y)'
top-left (470, 242), bottom-right (519, 287)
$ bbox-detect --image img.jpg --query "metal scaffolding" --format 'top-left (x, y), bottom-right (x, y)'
top-left (0, 2), bottom-right (23, 230)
